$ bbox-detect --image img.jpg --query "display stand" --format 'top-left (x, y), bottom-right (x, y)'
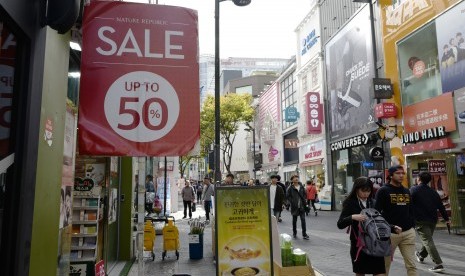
top-left (70, 186), bottom-right (102, 276)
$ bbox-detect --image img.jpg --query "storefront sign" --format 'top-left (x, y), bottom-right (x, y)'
top-left (428, 160), bottom-right (446, 174)
top-left (375, 103), bottom-right (397, 119)
top-left (74, 177), bottom-right (95, 192)
top-left (79, 2), bottom-right (199, 156)
top-left (216, 187), bottom-right (273, 275)
top-left (303, 140), bottom-right (324, 160)
top-left (330, 133), bottom-right (369, 151)
top-left (369, 147), bottom-right (384, 161)
top-left (373, 78), bottom-right (393, 99)
top-left (284, 138), bottom-right (299, 149)
top-left (402, 126), bottom-right (446, 144)
top-left (403, 93), bottom-right (456, 133)
top-left (306, 92), bottom-right (322, 134)
top-left (284, 106), bottom-right (299, 122)
top-left (268, 146), bottom-right (279, 162)
top-left (402, 137), bottom-right (454, 154)
top-left (301, 29), bottom-right (319, 56)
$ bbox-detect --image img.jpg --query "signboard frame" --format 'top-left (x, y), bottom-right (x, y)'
top-left (215, 186), bottom-right (273, 276)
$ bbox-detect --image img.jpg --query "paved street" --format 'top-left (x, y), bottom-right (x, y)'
top-left (124, 198), bottom-right (465, 276)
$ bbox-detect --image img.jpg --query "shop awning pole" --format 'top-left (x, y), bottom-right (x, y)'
top-left (137, 157), bottom-right (145, 275)
top-left (163, 156), bottom-right (167, 217)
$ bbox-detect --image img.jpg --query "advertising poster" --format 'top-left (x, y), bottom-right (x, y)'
top-left (157, 177), bottom-right (171, 215)
top-left (428, 160), bottom-right (451, 220)
top-left (216, 187), bottom-right (272, 276)
top-left (436, 0), bottom-right (465, 92)
top-left (108, 188), bottom-right (117, 224)
top-left (456, 153), bottom-right (465, 176)
top-left (325, 5), bottom-right (376, 141)
top-left (454, 87), bottom-right (465, 138)
top-left (79, 1), bottom-right (200, 156)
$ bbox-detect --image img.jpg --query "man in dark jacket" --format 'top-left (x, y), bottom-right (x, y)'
top-left (276, 175), bottom-right (286, 220)
top-left (411, 171), bottom-right (450, 273)
top-left (375, 165), bottom-right (416, 276)
top-left (286, 175), bottom-right (309, 240)
top-left (269, 175), bottom-right (284, 222)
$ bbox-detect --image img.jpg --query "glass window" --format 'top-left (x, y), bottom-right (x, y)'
top-left (281, 72), bottom-right (297, 129)
top-left (397, 22), bottom-right (442, 106)
top-left (235, 85), bottom-right (252, 94)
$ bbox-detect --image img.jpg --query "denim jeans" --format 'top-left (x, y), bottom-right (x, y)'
top-left (416, 221), bottom-right (443, 265)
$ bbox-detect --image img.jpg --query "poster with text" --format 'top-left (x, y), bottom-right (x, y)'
top-left (216, 187), bottom-right (272, 276)
top-left (79, 1), bottom-right (199, 156)
top-left (428, 160), bottom-right (451, 220)
top-left (157, 177), bottom-right (171, 215)
top-left (325, 5), bottom-right (376, 141)
top-left (436, 0), bottom-right (465, 92)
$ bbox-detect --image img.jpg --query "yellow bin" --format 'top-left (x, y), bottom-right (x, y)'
top-left (162, 217), bottom-right (179, 260)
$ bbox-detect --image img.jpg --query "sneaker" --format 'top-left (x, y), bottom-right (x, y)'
top-left (182, 216), bottom-right (186, 219)
top-left (415, 251), bottom-right (424, 263)
top-left (293, 234), bottom-right (297, 239)
top-left (429, 264), bottom-right (444, 273)
top-left (303, 235), bottom-right (310, 240)
top-left (278, 218), bottom-right (282, 223)
top-left (315, 211), bottom-right (318, 216)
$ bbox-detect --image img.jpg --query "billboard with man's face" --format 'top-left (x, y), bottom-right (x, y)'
top-left (325, 5), bottom-right (376, 142)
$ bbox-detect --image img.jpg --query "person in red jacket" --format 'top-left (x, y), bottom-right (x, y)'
top-left (305, 180), bottom-right (318, 216)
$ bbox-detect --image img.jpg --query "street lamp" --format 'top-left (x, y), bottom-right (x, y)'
top-left (214, 0), bottom-right (251, 184)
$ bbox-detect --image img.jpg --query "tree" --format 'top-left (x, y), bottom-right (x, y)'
top-left (200, 93), bottom-right (254, 175)
top-left (178, 155), bottom-right (195, 179)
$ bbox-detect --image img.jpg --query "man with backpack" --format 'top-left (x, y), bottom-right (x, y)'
top-left (375, 165), bottom-right (417, 276)
top-left (411, 171), bottom-right (450, 273)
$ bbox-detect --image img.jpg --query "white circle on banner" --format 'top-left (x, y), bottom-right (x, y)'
top-left (104, 71), bottom-right (179, 142)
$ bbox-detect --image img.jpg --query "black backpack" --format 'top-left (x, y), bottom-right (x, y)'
top-left (354, 208), bottom-right (391, 260)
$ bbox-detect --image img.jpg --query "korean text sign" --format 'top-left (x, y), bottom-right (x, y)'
top-left (216, 187), bottom-right (273, 275)
top-left (79, 2), bottom-right (199, 156)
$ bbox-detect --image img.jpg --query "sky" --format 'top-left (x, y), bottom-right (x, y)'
top-left (125, 0), bottom-right (311, 58)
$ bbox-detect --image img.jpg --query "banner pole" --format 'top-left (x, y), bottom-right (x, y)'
top-left (137, 157), bottom-right (146, 275)
top-left (164, 156), bottom-right (167, 217)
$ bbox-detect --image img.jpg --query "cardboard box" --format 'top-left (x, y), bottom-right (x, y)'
top-left (273, 259), bottom-right (315, 276)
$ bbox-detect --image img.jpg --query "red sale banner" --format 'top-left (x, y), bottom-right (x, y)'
top-left (78, 2), bottom-right (199, 156)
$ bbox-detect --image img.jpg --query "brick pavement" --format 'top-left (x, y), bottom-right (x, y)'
top-left (124, 199), bottom-right (465, 276)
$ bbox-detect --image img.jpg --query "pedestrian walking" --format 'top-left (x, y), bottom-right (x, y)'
top-left (269, 175), bottom-right (284, 222)
top-left (181, 180), bottom-right (195, 219)
top-left (202, 176), bottom-right (214, 222)
top-left (145, 175), bottom-right (156, 214)
top-left (305, 179), bottom-right (318, 216)
top-left (411, 171), bottom-right (450, 273)
top-left (375, 165), bottom-right (416, 276)
top-left (196, 181), bottom-right (203, 203)
top-left (276, 175), bottom-right (286, 220)
top-left (337, 177), bottom-right (386, 276)
top-left (223, 173), bottom-right (234, 185)
top-left (286, 175), bottom-right (310, 240)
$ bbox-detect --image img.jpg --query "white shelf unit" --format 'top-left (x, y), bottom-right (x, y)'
top-left (70, 195), bottom-right (100, 263)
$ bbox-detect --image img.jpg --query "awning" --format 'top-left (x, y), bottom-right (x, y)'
top-left (300, 159), bottom-right (323, 167)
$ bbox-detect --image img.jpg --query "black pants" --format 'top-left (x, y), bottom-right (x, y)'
top-left (183, 200), bottom-right (192, 218)
top-left (197, 192), bottom-right (202, 203)
top-left (292, 209), bottom-right (307, 236)
top-left (306, 199), bottom-right (317, 213)
top-left (204, 200), bottom-right (211, 220)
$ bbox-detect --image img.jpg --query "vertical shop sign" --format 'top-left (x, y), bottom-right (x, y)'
top-left (79, 2), bottom-right (199, 156)
top-left (306, 92), bottom-right (322, 134)
top-left (325, 5), bottom-right (376, 141)
top-left (216, 187), bottom-right (272, 276)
